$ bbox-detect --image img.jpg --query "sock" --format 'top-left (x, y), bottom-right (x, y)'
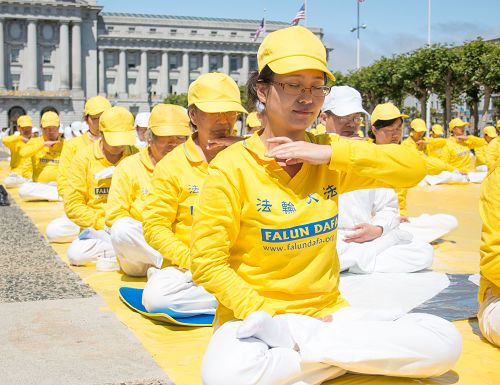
top-left (236, 311), bottom-right (295, 349)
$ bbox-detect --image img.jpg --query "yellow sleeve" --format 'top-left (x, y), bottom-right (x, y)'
top-left (143, 165), bottom-right (190, 269)
top-left (191, 168), bottom-right (275, 319)
top-left (105, 162), bottom-right (133, 227)
top-left (479, 165), bottom-right (500, 298)
top-left (475, 146), bottom-right (487, 166)
top-left (395, 188), bottom-right (408, 216)
top-left (423, 154), bottom-right (454, 174)
top-left (400, 138), bottom-right (415, 149)
top-left (486, 139), bottom-right (500, 170)
top-left (2, 135), bottom-right (22, 150)
top-left (426, 137), bottom-right (447, 152)
top-left (19, 138), bottom-right (44, 158)
top-left (64, 152), bottom-right (104, 230)
top-left (57, 141), bottom-right (75, 200)
top-left (329, 140), bottom-right (427, 193)
top-left (465, 135), bottom-right (487, 149)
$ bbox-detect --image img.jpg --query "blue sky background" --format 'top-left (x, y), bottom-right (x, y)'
top-left (97, 0), bottom-right (500, 73)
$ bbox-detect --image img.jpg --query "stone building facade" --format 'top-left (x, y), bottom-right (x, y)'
top-left (0, 0), bottom-right (326, 130)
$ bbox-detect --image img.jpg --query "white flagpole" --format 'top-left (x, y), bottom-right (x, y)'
top-left (426, 0), bottom-right (432, 133)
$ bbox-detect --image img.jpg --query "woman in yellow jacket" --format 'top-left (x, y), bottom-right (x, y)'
top-left (141, 72), bottom-right (246, 315)
top-left (65, 107), bottom-right (137, 270)
top-left (478, 161), bottom-right (500, 347)
top-left (18, 111), bottom-right (64, 202)
top-left (2, 115), bottom-right (33, 187)
top-left (46, 96), bottom-right (112, 243)
top-left (190, 26), bottom-right (461, 385)
top-left (105, 104), bottom-right (191, 277)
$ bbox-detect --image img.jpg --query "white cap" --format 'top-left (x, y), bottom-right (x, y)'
top-left (32, 126), bottom-right (40, 134)
top-left (70, 121), bottom-right (82, 136)
top-left (134, 112), bottom-right (150, 128)
top-left (64, 125), bottom-right (74, 139)
top-left (321, 86), bottom-right (367, 116)
top-left (80, 121), bottom-right (89, 133)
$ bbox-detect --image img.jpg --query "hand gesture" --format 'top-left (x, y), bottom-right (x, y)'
top-left (343, 223), bottom-right (383, 243)
top-left (265, 137), bottom-right (332, 165)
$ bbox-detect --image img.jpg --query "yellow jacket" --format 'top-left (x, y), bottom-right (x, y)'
top-left (64, 139), bottom-right (137, 230)
top-left (106, 148), bottom-right (154, 227)
top-left (426, 137), bottom-right (447, 158)
top-left (19, 136), bottom-right (64, 183)
top-left (143, 135), bottom-right (206, 270)
top-left (310, 123), bottom-right (326, 135)
top-left (57, 132), bottom-right (93, 200)
top-left (401, 136), bottom-right (426, 152)
top-left (479, 163), bottom-right (500, 303)
top-left (191, 132), bottom-right (427, 325)
top-left (475, 144), bottom-right (487, 167)
top-left (440, 136), bottom-right (485, 172)
top-left (486, 137), bottom-right (500, 170)
top-left (395, 188), bottom-right (408, 216)
top-left (1, 134), bottom-right (33, 177)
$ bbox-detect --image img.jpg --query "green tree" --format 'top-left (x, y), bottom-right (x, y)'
top-left (163, 93), bottom-right (188, 108)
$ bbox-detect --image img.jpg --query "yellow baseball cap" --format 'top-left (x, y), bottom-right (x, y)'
top-left (99, 106), bottom-right (136, 146)
top-left (188, 72), bottom-right (247, 114)
top-left (410, 118), bottom-right (427, 133)
top-left (246, 112), bottom-right (262, 128)
top-left (41, 111), bottom-right (60, 128)
top-left (148, 104), bottom-right (191, 137)
top-left (370, 103), bottom-right (408, 125)
top-left (258, 26), bottom-right (335, 81)
top-left (496, 120), bottom-right (500, 129)
top-left (431, 124), bottom-right (444, 136)
top-left (84, 96), bottom-right (112, 116)
top-left (484, 125), bottom-right (498, 138)
top-left (448, 118), bottom-right (469, 130)
top-left (17, 115), bottom-right (33, 128)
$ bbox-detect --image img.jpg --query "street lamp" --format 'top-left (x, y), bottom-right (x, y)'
top-left (351, 0), bottom-right (367, 70)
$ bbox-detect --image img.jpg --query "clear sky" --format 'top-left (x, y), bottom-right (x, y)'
top-left (97, 0), bottom-right (500, 73)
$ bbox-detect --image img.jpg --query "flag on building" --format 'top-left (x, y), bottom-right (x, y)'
top-left (291, 3), bottom-right (305, 25)
top-left (253, 17), bottom-right (266, 41)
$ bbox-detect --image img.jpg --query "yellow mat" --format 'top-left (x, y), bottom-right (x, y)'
top-left (1, 161), bottom-right (498, 385)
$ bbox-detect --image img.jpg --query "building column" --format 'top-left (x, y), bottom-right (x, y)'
top-left (202, 52), bottom-right (209, 73)
top-left (71, 21), bottom-right (82, 90)
top-left (59, 22), bottom-right (70, 90)
top-left (139, 50), bottom-right (148, 99)
top-left (181, 51), bottom-right (190, 93)
top-left (222, 53), bottom-right (229, 74)
top-left (241, 54), bottom-right (249, 85)
top-left (160, 51), bottom-right (169, 97)
top-left (98, 49), bottom-right (105, 95)
top-left (26, 19), bottom-right (38, 90)
top-left (117, 49), bottom-right (127, 97)
top-left (0, 19), bottom-right (5, 90)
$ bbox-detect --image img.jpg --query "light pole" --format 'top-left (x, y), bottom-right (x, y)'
top-left (426, 0), bottom-right (432, 133)
top-left (350, 1), bottom-right (366, 70)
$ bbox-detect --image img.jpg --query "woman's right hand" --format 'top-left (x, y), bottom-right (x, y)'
top-left (265, 137), bottom-right (332, 165)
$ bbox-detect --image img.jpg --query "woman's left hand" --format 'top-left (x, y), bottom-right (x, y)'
top-left (265, 137), bottom-right (332, 165)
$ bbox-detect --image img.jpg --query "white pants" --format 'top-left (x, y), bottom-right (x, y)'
top-left (18, 181), bottom-right (60, 201)
top-left (110, 217), bottom-right (163, 277)
top-left (142, 266), bottom-right (217, 315)
top-left (202, 308), bottom-right (462, 385)
top-left (338, 230), bottom-right (433, 274)
top-left (67, 229), bottom-right (115, 266)
top-left (478, 290), bottom-right (500, 347)
top-left (400, 214), bottom-right (458, 244)
top-left (4, 172), bottom-right (29, 188)
top-left (45, 214), bottom-right (80, 243)
top-left (424, 170), bottom-right (486, 185)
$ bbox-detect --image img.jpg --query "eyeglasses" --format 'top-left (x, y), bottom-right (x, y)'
top-left (326, 112), bottom-right (362, 124)
top-left (213, 111), bottom-right (239, 120)
top-left (271, 82), bottom-right (331, 97)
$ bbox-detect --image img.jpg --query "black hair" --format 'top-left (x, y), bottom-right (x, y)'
top-left (246, 65), bottom-right (275, 111)
top-left (368, 117), bottom-right (402, 140)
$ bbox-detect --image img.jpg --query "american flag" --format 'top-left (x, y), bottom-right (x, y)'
top-left (253, 17), bottom-right (266, 41)
top-left (291, 3), bottom-right (305, 25)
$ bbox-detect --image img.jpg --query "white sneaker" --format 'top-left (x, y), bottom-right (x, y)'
top-left (96, 255), bottom-right (120, 272)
